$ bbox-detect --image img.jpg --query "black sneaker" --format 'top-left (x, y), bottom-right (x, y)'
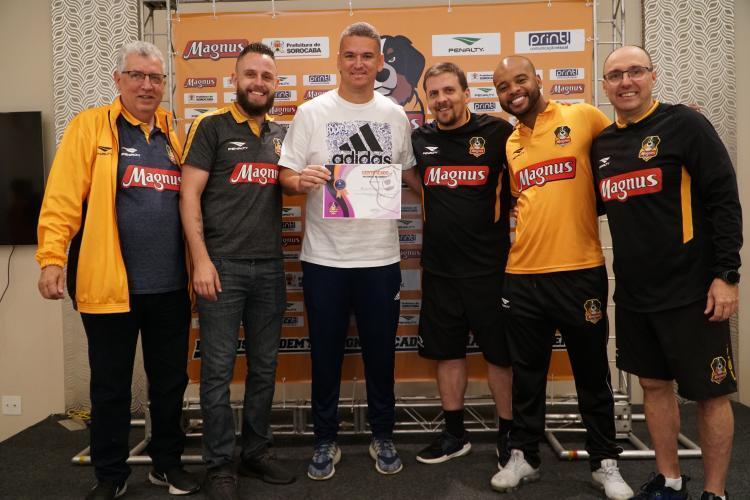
top-left (85, 481), bottom-right (127, 500)
top-left (239, 452), bottom-right (296, 484)
top-left (701, 491), bottom-right (728, 500)
top-left (416, 430), bottom-right (471, 464)
top-left (149, 467), bottom-right (200, 495)
top-left (631, 473), bottom-right (689, 499)
top-left (205, 469), bottom-right (239, 500)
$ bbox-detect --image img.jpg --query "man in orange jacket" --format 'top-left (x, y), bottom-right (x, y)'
top-left (36, 41), bottom-right (198, 500)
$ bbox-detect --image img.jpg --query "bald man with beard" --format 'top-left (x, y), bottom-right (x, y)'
top-left (489, 56), bottom-right (633, 500)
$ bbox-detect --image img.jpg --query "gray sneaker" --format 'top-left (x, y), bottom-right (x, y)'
top-left (490, 449), bottom-right (540, 492)
top-left (369, 438), bottom-right (403, 475)
top-left (307, 441), bottom-right (341, 481)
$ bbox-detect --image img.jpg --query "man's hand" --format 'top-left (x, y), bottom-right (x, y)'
top-left (705, 278), bottom-right (739, 322)
top-left (192, 258), bottom-right (222, 301)
top-left (38, 265), bottom-right (65, 299)
top-left (298, 165), bottom-right (331, 192)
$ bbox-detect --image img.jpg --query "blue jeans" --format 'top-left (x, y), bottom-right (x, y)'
top-left (198, 258), bottom-right (285, 469)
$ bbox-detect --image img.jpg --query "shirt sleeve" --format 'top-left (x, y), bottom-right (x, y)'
top-left (586, 104), bottom-right (613, 137)
top-left (181, 113), bottom-right (217, 171)
top-left (35, 112), bottom-right (95, 268)
top-left (682, 107), bottom-right (743, 273)
top-left (399, 111), bottom-right (417, 170)
top-left (278, 105), bottom-right (312, 173)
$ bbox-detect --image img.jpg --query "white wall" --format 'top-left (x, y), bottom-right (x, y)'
top-left (0, 0), bottom-right (65, 442)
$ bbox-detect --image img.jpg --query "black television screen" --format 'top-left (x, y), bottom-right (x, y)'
top-left (0, 111), bottom-right (45, 245)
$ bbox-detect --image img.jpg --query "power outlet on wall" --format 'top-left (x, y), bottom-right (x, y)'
top-left (1, 395), bottom-right (22, 415)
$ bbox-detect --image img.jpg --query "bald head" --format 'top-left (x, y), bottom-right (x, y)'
top-left (496, 55), bottom-right (536, 77)
top-left (603, 45), bottom-right (652, 74)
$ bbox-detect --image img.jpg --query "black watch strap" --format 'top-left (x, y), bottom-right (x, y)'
top-left (718, 270), bottom-right (741, 285)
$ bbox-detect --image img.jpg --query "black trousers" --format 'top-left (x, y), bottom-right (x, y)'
top-left (503, 268), bottom-right (621, 469)
top-left (301, 262), bottom-right (401, 443)
top-left (80, 289), bottom-right (191, 484)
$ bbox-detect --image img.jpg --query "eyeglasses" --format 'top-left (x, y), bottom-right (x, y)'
top-left (602, 66), bottom-right (652, 84)
top-left (121, 70), bottom-right (167, 85)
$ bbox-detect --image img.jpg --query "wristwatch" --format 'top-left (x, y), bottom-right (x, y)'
top-left (718, 270), bottom-right (741, 285)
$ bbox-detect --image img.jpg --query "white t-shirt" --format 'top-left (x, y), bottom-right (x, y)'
top-left (279, 90), bottom-right (416, 268)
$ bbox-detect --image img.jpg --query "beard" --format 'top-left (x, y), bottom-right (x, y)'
top-left (435, 107), bottom-right (460, 128)
top-left (236, 87), bottom-right (275, 117)
top-left (499, 84), bottom-right (542, 118)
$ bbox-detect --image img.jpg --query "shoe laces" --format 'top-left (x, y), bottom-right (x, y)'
top-left (600, 461), bottom-right (626, 483)
top-left (313, 441), bottom-right (337, 462)
top-left (505, 450), bottom-right (527, 473)
top-left (373, 438), bottom-right (398, 458)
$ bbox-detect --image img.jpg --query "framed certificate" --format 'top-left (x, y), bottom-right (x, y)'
top-left (322, 163), bottom-right (402, 219)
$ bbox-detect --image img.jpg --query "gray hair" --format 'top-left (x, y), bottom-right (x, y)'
top-left (115, 41), bottom-right (165, 73)
top-left (340, 22), bottom-right (381, 52)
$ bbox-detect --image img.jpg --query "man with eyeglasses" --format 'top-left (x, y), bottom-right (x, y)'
top-left (489, 55), bottom-right (633, 499)
top-left (591, 45), bottom-right (742, 500)
top-left (36, 41), bottom-right (198, 499)
top-left (181, 42), bottom-right (294, 499)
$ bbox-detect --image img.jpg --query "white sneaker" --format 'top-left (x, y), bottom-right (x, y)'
top-left (490, 449), bottom-right (540, 492)
top-left (591, 459), bottom-right (634, 500)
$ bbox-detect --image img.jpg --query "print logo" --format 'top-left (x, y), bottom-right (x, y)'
top-left (515, 30), bottom-right (585, 53)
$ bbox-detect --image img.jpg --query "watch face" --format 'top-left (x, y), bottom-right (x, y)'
top-left (723, 270), bottom-right (741, 284)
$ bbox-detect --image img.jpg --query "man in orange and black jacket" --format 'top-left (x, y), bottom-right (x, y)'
top-left (36, 41), bottom-right (198, 500)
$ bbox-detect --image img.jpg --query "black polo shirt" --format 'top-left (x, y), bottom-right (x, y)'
top-left (183, 103), bottom-right (285, 259)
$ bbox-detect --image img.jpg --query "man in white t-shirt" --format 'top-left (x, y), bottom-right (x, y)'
top-left (279, 21), bottom-right (416, 481)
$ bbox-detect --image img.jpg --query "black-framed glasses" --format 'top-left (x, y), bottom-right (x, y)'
top-left (121, 70), bottom-right (167, 85)
top-left (602, 66), bottom-right (652, 84)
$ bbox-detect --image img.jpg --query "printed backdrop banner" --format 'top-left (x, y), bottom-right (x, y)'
top-left (174, 1), bottom-right (593, 383)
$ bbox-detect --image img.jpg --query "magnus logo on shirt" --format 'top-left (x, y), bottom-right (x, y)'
top-left (424, 166), bottom-right (489, 188)
top-left (516, 157), bottom-right (576, 191)
top-left (330, 122), bottom-right (392, 164)
top-left (121, 165), bottom-right (181, 191)
top-left (599, 168), bottom-right (662, 202)
top-left (229, 163), bottom-right (279, 185)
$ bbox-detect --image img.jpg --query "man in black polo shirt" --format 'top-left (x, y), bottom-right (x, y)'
top-left (37, 41), bottom-right (198, 499)
top-left (402, 63), bottom-right (514, 474)
top-left (591, 46), bottom-right (741, 500)
top-left (180, 42), bottom-right (292, 499)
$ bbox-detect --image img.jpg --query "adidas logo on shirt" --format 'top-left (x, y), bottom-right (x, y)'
top-left (331, 123), bottom-right (392, 164)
